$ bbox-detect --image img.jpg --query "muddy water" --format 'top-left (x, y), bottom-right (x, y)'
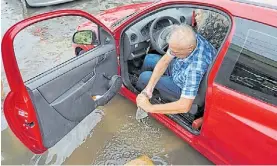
top-left (1, 0), bottom-right (212, 165)
top-left (2, 95), bottom-right (212, 165)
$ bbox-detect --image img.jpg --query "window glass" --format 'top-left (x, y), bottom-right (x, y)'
top-left (13, 16), bottom-right (99, 82)
top-left (215, 17), bottom-right (277, 105)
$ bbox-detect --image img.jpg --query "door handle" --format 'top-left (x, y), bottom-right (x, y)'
top-left (97, 54), bottom-right (106, 64)
top-left (95, 75), bottom-right (122, 106)
top-left (82, 72), bottom-right (95, 83)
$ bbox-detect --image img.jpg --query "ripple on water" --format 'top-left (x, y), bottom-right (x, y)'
top-left (92, 116), bottom-right (168, 165)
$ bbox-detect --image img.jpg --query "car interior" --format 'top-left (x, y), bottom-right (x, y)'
top-left (119, 5), bottom-right (231, 134)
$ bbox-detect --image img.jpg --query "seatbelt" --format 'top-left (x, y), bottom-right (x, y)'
top-left (192, 10), bottom-right (196, 27)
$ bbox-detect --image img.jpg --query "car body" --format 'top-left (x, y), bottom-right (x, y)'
top-left (25, 0), bottom-right (74, 7)
top-left (1, 0), bottom-right (277, 165)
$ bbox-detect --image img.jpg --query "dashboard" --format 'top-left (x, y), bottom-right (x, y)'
top-left (140, 19), bottom-right (171, 37)
top-left (123, 7), bottom-right (194, 60)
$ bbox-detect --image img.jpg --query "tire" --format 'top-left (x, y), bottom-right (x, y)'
top-left (78, 50), bottom-right (86, 56)
top-left (75, 47), bottom-right (86, 56)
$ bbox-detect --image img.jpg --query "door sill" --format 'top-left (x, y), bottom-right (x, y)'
top-left (167, 114), bottom-right (200, 135)
top-left (150, 97), bottom-right (201, 135)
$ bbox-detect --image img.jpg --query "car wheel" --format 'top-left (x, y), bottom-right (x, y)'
top-left (78, 50), bottom-right (86, 56)
top-left (75, 47), bottom-right (86, 56)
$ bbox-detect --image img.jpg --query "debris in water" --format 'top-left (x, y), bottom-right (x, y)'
top-left (125, 155), bottom-right (154, 165)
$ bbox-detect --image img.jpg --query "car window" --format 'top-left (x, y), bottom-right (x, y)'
top-left (194, 9), bottom-right (230, 50)
top-left (215, 17), bottom-right (277, 106)
top-left (13, 16), bottom-right (100, 82)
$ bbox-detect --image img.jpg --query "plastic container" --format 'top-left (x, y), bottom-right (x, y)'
top-left (135, 91), bottom-right (149, 120)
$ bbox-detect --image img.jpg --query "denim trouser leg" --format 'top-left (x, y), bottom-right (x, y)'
top-left (141, 54), bottom-right (173, 76)
top-left (136, 54), bottom-right (181, 98)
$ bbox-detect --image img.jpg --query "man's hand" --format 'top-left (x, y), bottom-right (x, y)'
top-left (142, 86), bottom-right (154, 99)
top-left (136, 93), bottom-right (152, 112)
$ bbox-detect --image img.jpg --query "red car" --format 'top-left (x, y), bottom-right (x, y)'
top-left (2, 0), bottom-right (277, 165)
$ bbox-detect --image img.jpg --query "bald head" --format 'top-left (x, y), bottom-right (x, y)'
top-left (168, 25), bottom-right (197, 58)
top-left (169, 24), bottom-right (197, 48)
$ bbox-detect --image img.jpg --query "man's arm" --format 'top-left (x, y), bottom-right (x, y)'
top-left (137, 68), bottom-right (204, 114)
top-left (144, 53), bottom-right (174, 91)
top-left (148, 69), bottom-right (204, 114)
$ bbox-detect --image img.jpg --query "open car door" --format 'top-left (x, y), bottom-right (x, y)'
top-left (1, 10), bottom-right (122, 154)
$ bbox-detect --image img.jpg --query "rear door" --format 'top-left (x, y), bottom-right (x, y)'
top-left (202, 17), bottom-right (277, 164)
top-left (1, 10), bottom-right (122, 154)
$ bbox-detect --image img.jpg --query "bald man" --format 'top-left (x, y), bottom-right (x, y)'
top-left (136, 25), bottom-right (216, 114)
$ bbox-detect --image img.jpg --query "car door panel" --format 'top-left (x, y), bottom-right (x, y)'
top-left (50, 74), bottom-right (98, 121)
top-left (27, 45), bottom-right (114, 102)
top-left (2, 10), bottom-right (121, 153)
top-left (27, 88), bottom-right (78, 148)
top-left (26, 46), bottom-right (119, 148)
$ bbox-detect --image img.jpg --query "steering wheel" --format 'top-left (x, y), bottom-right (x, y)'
top-left (149, 16), bottom-right (180, 55)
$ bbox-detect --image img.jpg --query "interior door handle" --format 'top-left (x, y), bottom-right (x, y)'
top-left (82, 72), bottom-right (95, 83)
top-left (95, 75), bottom-right (122, 106)
top-left (97, 54), bottom-right (106, 64)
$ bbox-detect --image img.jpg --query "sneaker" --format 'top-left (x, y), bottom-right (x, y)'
top-left (129, 74), bottom-right (138, 85)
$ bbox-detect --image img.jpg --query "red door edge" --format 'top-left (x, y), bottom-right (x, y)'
top-left (1, 9), bottom-right (113, 154)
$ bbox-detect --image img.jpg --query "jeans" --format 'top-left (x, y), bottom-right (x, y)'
top-left (136, 54), bottom-right (181, 98)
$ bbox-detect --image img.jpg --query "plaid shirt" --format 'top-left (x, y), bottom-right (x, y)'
top-left (167, 34), bottom-right (216, 99)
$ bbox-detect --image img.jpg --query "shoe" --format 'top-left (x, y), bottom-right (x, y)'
top-left (129, 74), bottom-right (138, 85)
top-left (131, 69), bottom-right (142, 76)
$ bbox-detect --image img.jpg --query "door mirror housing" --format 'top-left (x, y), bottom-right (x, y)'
top-left (72, 30), bottom-right (98, 45)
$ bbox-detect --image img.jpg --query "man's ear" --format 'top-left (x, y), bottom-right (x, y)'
top-left (188, 44), bottom-right (195, 52)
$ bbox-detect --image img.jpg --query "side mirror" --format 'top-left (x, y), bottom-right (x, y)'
top-left (72, 30), bottom-right (97, 45)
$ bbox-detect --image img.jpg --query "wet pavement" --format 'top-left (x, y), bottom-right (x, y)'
top-left (1, 0), bottom-right (213, 165)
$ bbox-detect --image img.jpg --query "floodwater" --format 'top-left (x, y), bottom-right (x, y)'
top-left (1, 0), bottom-right (213, 165)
